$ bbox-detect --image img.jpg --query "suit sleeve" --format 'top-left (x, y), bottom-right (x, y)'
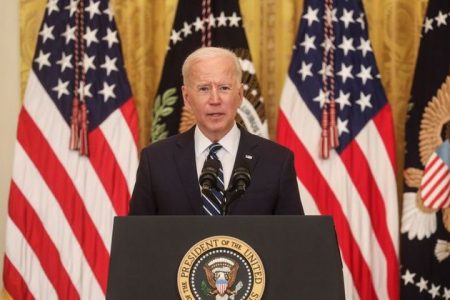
top-left (274, 151), bottom-right (304, 215)
top-left (129, 149), bottom-right (156, 215)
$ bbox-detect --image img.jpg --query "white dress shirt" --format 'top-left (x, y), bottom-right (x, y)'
top-left (194, 123), bottom-right (241, 190)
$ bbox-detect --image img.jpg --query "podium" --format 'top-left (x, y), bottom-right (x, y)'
top-left (106, 216), bottom-right (344, 299)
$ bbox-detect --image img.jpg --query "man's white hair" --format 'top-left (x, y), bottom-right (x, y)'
top-left (182, 47), bottom-right (242, 85)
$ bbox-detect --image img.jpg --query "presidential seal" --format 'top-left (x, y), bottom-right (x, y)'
top-left (177, 236), bottom-right (265, 300)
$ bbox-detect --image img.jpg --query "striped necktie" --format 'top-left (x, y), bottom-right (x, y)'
top-left (202, 143), bottom-right (225, 215)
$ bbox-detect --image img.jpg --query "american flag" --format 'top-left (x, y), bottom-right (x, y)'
top-left (2, 0), bottom-right (138, 299)
top-left (277, 0), bottom-right (399, 299)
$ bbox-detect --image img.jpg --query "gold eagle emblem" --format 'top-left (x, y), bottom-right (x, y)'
top-left (404, 76), bottom-right (450, 233)
top-left (203, 257), bottom-right (240, 297)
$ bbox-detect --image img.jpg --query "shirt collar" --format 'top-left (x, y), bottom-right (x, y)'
top-left (195, 123), bottom-right (240, 156)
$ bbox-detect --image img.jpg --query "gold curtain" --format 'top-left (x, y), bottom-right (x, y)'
top-left (20, 0), bottom-right (428, 190)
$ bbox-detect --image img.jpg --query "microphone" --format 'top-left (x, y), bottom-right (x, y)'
top-left (199, 158), bottom-right (221, 191)
top-left (224, 158), bottom-right (251, 215)
top-left (230, 165), bottom-right (251, 193)
top-left (199, 158), bottom-right (224, 214)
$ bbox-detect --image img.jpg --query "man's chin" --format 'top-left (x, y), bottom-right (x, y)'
top-left (200, 123), bottom-right (233, 140)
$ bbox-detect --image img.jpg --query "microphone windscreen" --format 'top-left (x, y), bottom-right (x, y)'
top-left (199, 158), bottom-right (220, 188)
top-left (231, 157), bottom-right (251, 189)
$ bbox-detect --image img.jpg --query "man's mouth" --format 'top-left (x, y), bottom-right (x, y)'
top-left (207, 113), bottom-right (224, 117)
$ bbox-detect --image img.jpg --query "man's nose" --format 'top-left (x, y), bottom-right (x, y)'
top-left (209, 86), bottom-right (220, 103)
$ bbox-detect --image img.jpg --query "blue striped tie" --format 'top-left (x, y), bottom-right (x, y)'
top-left (202, 143), bottom-right (224, 215)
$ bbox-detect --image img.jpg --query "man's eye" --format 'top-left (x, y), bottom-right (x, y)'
top-left (198, 86), bottom-right (210, 93)
top-left (219, 85), bottom-right (232, 92)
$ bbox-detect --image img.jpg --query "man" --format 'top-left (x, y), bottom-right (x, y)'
top-left (129, 47), bottom-right (303, 215)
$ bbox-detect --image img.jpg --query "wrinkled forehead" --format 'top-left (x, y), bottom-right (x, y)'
top-left (186, 56), bottom-right (241, 85)
top-left (190, 68), bottom-right (238, 86)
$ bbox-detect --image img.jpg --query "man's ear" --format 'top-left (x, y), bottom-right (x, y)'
top-left (182, 85), bottom-right (191, 109)
top-left (238, 83), bottom-right (244, 105)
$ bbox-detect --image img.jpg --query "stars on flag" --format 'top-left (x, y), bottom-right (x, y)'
top-left (401, 269), bottom-right (416, 286)
top-left (357, 37), bottom-right (372, 57)
top-left (444, 287), bottom-right (450, 300)
top-left (422, 9), bottom-right (450, 36)
top-left (423, 17), bottom-right (434, 33)
top-left (102, 28), bottom-right (118, 48)
top-left (216, 12), bottom-right (228, 27)
top-left (324, 7), bottom-right (338, 24)
top-left (300, 34), bottom-right (316, 54)
top-left (101, 55), bottom-right (118, 75)
top-left (65, 0), bottom-right (78, 17)
top-left (291, 3), bottom-right (386, 144)
top-left (52, 79), bottom-right (70, 99)
top-left (298, 61), bottom-right (313, 81)
top-left (321, 35), bottom-right (335, 52)
top-left (98, 82), bottom-right (116, 102)
top-left (207, 14), bottom-right (216, 27)
top-left (103, 5), bottom-right (114, 21)
top-left (46, 0), bottom-right (60, 16)
top-left (167, 11), bottom-right (243, 49)
top-left (337, 63), bottom-right (353, 83)
top-left (181, 22), bottom-right (192, 38)
top-left (402, 268), bottom-right (450, 299)
top-left (417, 277), bottom-right (429, 293)
top-left (335, 90), bottom-right (351, 108)
top-left (83, 53), bottom-right (96, 72)
top-left (303, 6), bottom-right (319, 26)
top-left (193, 17), bottom-right (204, 32)
top-left (313, 90), bottom-right (329, 108)
top-left (356, 65), bottom-right (373, 84)
top-left (434, 10), bottom-right (448, 27)
top-left (56, 52), bottom-right (73, 72)
top-left (356, 12), bottom-right (365, 29)
top-left (338, 36), bottom-right (355, 56)
top-left (228, 12), bottom-right (241, 27)
top-left (337, 117), bottom-right (349, 136)
top-left (84, 26), bottom-right (99, 47)
top-left (355, 92), bottom-right (372, 112)
top-left (85, 0), bottom-right (101, 19)
top-left (170, 29), bottom-right (182, 45)
top-left (429, 284), bottom-right (441, 299)
top-left (340, 8), bottom-right (355, 28)
top-left (319, 63), bottom-right (332, 77)
top-left (34, 50), bottom-right (51, 70)
top-left (30, 0), bottom-right (129, 133)
top-left (78, 82), bottom-right (93, 99)
top-left (39, 23), bottom-right (55, 43)
top-left (62, 24), bottom-right (76, 44)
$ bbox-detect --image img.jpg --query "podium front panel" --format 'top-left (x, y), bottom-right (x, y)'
top-left (107, 216), bottom-right (344, 299)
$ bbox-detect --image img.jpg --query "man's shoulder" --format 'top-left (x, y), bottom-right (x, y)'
top-left (241, 130), bottom-right (293, 156)
top-left (141, 129), bottom-right (193, 156)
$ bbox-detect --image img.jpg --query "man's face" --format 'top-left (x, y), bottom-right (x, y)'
top-left (182, 56), bottom-right (243, 141)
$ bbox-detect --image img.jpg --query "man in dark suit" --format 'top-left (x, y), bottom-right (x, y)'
top-left (129, 47), bottom-right (303, 215)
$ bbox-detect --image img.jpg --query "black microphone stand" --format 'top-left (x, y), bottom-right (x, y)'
top-left (222, 188), bottom-right (245, 215)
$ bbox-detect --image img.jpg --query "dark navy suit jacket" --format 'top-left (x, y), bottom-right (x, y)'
top-left (129, 126), bottom-right (303, 215)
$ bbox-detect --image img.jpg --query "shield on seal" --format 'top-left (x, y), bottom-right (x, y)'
top-left (216, 277), bottom-right (228, 295)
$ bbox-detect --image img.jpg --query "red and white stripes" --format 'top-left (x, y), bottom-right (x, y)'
top-left (4, 70), bottom-right (138, 299)
top-left (277, 77), bottom-right (399, 300)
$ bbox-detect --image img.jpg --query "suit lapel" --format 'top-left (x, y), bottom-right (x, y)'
top-left (174, 127), bottom-right (203, 214)
top-left (234, 128), bottom-right (259, 174)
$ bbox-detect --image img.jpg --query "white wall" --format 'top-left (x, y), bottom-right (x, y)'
top-left (0, 0), bottom-right (20, 291)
